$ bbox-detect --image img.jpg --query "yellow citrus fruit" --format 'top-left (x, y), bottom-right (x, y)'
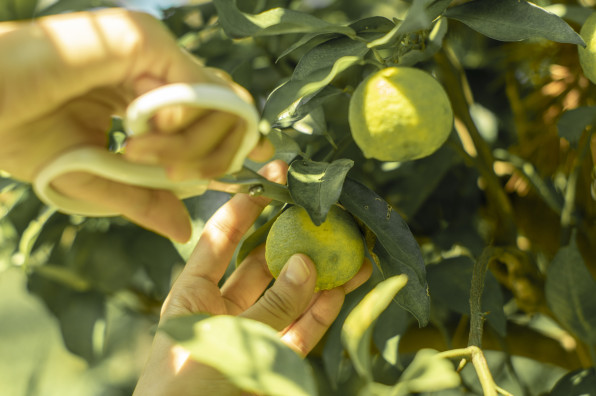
top-left (579, 12), bottom-right (596, 84)
top-left (265, 205), bottom-right (365, 291)
top-left (348, 66), bottom-right (453, 162)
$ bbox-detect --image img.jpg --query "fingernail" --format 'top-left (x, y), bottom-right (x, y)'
top-left (283, 254), bottom-right (311, 285)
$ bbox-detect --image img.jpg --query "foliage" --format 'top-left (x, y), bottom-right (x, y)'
top-left (1, 0), bottom-right (596, 395)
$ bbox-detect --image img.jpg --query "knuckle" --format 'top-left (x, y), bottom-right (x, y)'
top-left (259, 288), bottom-right (300, 321)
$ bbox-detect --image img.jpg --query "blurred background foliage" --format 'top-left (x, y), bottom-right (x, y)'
top-left (1, 0), bottom-right (595, 395)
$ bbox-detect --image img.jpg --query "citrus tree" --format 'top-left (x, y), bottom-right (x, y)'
top-left (1, 0), bottom-right (596, 395)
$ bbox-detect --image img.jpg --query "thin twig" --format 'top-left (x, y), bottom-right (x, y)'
top-left (468, 247), bottom-right (493, 348)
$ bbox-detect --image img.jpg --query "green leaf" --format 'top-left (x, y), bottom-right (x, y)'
top-left (341, 275), bottom-right (408, 380)
top-left (0, 176), bottom-right (19, 193)
top-left (444, 0), bottom-right (585, 46)
top-left (293, 37), bottom-right (369, 81)
top-left (398, 16), bottom-right (448, 66)
top-left (549, 368), bottom-right (596, 396)
top-left (174, 191), bottom-right (231, 261)
top-left (373, 301), bottom-right (411, 367)
top-left (426, 0), bottom-right (454, 21)
top-left (340, 178), bottom-right (430, 326)
top-left (37, 0), bottom-right (117, 17)
top-left (236, 209), bottom-right (281, 266)
top-left (427, 256), bottom-right (507, 336)
top-left (28, 271), bottom-right (106, 363)
top-left (557, 106), bottom-right (596, 149)
top-left (130, 231), bottom-right (182, 298)
top-left (367, 0), bottom-right (450, 49)
top-left (265, 129), bottom-right (302, 163)
top-left (271, 86), bottom-right (344, 130)
top-left (545, 236), bottom-right (596, 346)
top-left (391, 349), bottom-right (460, 395)
top-left (368, 0), bottom-right (432, 49)
top-left (160, 314), bottom-right (317, 396)
top-left (0, 0), bottom-right (38, 21)
top-left (262, 56), bottom-right (361, 130)
top-left (213, 0), bottom-right (355, 38)
top-left (287, 159), bottom-right (354, 225)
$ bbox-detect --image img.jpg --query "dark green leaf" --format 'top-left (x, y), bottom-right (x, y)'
top-left (549, 368), bottom-right (596, 396)
top-left (557, 106), bottom-right (596, 149)
top-left (445, 0), bottom-right (585, 46)
top-left (130, 231), bottom-right (182, 298)
top-left (373, 301), bottom-right (411, 367)
top-left (322, 279), bottom-right (373, 388)
top-left (350, 16), bottom-right (395, 35)
top-left (427, 256), bottom-right (507, 336)
top-left (293, 107), bottom-right (327, 136)
top-left (161, 314), bottom-right (317, 396)
top-left (0, 176), bottom-right (20, 193)
top-left (213, 0), bottom-right (354, 38)
top-left (288, 159), bottom-right (354, 225)
top-left (293, 37), bottom-right (369, 81)
top-left (262, 56), bottom-right (361, 129)
top-left (340, 178), bottom-right (430, 326)
top-left (236, 209), bottom-right (281, 266)
top-left (545, 236), bottom-right (596, 346)
top-left (342, 275), bottom-right (408, 380)
top-left (71, 230), bottom-right (138, 293)
top-left (426, 0), bottom-right (454, 21)
top-left (271, 86), bottom-right (344, 130)
top-left (266, 129), bottom-right (302, 163)
top-left (28, 271), bottom-right (105, 363)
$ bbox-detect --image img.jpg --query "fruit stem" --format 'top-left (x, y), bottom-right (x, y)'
top-left (434, 46), bottom-right (517, 246)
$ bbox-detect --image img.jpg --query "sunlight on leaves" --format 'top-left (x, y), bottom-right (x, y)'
top-left (391, 349), bottom-right (460, 395)
top-left (161, 314), bottom-right (317, 396)
top-left (288, 158), bottom-right (353, 225)
top-left (342, 275), bottom-right (408, 381)
top-left (445, 0), bottom-right (585, 46)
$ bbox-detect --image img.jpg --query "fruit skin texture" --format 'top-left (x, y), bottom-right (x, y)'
top-left (349, 66), bottom-right (453, 162)
top-left (265, 205), bottom-right (365, 291)
top-left (579, 12), bottom-right (596, 85)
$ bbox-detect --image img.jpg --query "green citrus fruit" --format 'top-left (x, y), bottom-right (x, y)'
top-left (579, 12), bottom-right (596, 84)
top-left (348, 66), bottom-right (453, 162)
top-left (265, 205), bottom-right (364, 291)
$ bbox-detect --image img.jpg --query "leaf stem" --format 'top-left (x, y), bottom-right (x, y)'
top-left (560, 129), bottom-right (593, 245)
top-left (436, 346), bottom-right (502, 396)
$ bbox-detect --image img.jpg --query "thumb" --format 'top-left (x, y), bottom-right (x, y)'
top-left (241, 254), bottom-right (316, 331)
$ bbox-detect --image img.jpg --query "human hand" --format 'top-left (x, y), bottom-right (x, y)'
top-left (133, 160), bottom-right (373, 396)
top-left (0, 8), bottom-right (273, 242)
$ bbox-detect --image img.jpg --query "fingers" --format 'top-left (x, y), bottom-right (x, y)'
top-left (280, 259), bottom-right (373, 356)
top-left (51, 171), bottom-right (191, 243)
top-left (248, 136), bottom-right (275, 163)
top-left (181, 160), bottom-right (288, 284)
top-left (241, 254), bottom-right (317, 331)
top-left (342, 259), bottom-right (373, 294)
top-left (125, 110), bottom-right (246, 179)
top-left (220, 244), bottom-right (273, 315)
top-left (280, 289), bottom-right (345, 356)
